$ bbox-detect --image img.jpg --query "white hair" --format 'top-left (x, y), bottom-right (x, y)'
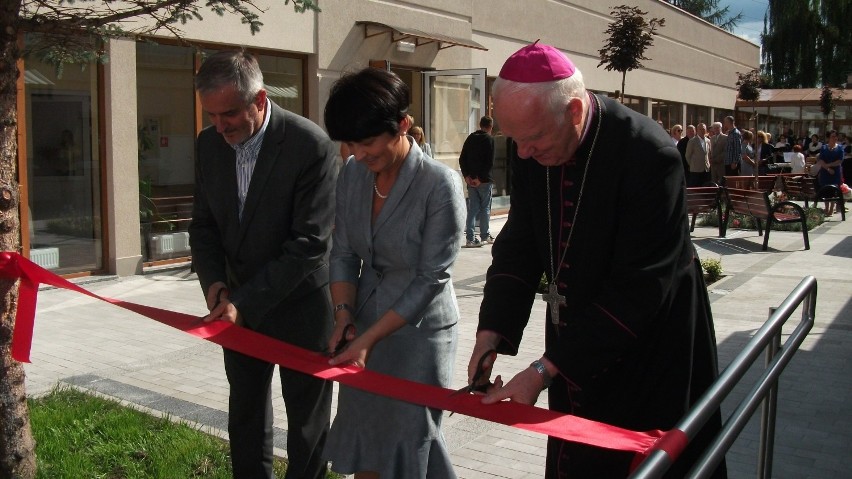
top-left (492, 68), bottom-right (587, 124)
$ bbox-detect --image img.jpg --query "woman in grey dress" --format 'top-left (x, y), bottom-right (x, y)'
top-left (322, 67), bottom-right (466, 478)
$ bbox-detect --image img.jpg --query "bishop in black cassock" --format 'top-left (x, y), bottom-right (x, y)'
top-left (470, 42), bottom-right (726, 478)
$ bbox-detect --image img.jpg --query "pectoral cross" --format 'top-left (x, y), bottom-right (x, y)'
top-left (541, 283), bottom-right (566, 325)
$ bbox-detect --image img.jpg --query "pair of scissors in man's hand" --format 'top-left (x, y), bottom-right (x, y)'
top-left (329, 323), bottom-right (357, 358)
top-left (449, 349), bottom-right (497, 415)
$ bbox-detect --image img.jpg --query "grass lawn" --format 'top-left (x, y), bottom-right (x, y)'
top-left (28, 387), bottom-right (341, 478)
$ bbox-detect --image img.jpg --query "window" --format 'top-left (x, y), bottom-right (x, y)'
top-left (24, 35), bottom-right (103, 274)
top-left (652, 99), bottom-right (682, 131)
top-left (686, 104), bottom-right (711, 127)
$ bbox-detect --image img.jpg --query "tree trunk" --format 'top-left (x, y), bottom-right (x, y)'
top-left (621, 71), bottom-right (626, 104)
top-left (0, 0), bottom-right (37, 477)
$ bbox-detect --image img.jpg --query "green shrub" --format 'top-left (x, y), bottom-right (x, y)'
top-left (701, 258), bottom-right (723, 284)
top-left (696, 207), bottom-right (825, 232)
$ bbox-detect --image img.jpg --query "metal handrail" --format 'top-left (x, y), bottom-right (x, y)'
top-left (629, 276), bottom-right (817, 478)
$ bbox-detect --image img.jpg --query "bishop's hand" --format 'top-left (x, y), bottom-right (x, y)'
top-left (481, 366), bottom-right (544, 406)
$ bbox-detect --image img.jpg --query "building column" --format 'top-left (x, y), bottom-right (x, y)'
top-left (103, 38), bottom-right (142, 276)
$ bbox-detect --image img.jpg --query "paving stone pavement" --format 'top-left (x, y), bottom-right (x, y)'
top-left (22, 211), bottom-right (851, 478)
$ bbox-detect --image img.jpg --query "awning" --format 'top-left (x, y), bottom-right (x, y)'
top-left (355, 21), bottom-right (488, 51)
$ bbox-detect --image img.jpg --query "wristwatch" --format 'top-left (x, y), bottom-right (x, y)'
top-left (333, 303), bottom-right (353, 314)
top-left (530, 359), bottom-right (552, 389)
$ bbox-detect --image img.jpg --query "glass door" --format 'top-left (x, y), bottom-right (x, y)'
top-left (422, 69), bottom-right (486, 172)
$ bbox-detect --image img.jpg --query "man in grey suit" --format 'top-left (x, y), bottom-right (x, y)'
top-left (709, 121), bottom-right (727, 184)
top-left (686, 123), bottom-right (711, 187)
top-left (189, 50), bottom-right (337, 479)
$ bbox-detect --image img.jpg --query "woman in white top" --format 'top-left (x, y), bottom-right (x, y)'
top-left (790, 144), bottom-right (806, 174)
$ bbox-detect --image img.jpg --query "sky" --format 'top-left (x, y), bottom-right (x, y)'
top-left (717, 0), bottom-right (770, 45)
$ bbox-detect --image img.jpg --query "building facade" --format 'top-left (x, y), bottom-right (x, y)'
top-left (734, 88), bottom-right (851, 143)
top-left (18, 0), bottom-right (760, 277)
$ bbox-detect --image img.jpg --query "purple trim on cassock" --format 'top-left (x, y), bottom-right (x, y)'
top-left (592, 302), bottom-right (638, 338)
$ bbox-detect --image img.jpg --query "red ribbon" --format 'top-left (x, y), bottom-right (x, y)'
top-left (0, 252), bottom-right (687, 461)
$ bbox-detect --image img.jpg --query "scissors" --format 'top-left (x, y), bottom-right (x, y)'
top-left (329, 323), bottom-right (356, 358)
top-left (450, 349), bottom-right (497, 398)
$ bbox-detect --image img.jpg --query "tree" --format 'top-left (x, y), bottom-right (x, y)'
top-left (736, 68), bottom-right (764, 129)
top-left (762, 0), bottom-right (852, 88)
top-left (598, 5), bottom-right (665, 104)
top-left (819, 86), bottom-right (834, 118)
top-left (0, 1), bottom-right (317, 477)
top-left (665, 0), bottom-right (743, 32)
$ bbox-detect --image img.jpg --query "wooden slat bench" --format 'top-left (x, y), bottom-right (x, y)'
top-left (722, 187), bottom-right (810, 251)
top-left (686, 186), bottom-right (723, 236)
top-left (779, 175), bottom-right (846, 221)
top-left (722, 175), bottom-right (779, 192)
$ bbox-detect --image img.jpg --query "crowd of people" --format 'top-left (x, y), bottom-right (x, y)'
top-left (666, 120), bottom-right (848, 214)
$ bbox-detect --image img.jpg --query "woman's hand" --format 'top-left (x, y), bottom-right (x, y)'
top-left (327, 318), bottom-right (355, 357)
top-left (328, 331), bottom-right (372, 368)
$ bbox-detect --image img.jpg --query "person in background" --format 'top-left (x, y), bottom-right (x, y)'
top-left (409, 125), bottom-right (433, 158)
top-left (322, 67), bottom-right (466, 479)
top-left (677, 124), bottom-right (695, 175)
top-left (841, 133), bottom-right (852, 181)
top-left (686, 122), bottom-right (711, 187)
top-left (755, 130), bottom-right (774, 175)
top-left (459, 116), bottom-right (496, 248)
top-left (774, 134), bottom-right (791, 163)
top-left (709, 121), bottom-right (728, 184)
top-left (670, 124), bottom-right (683, 146)
top-left (723, 116), bottom-right (742, 176)
top-left (790, 144), bottom-right (806, 174)
top-left (816, 129), bottom-right (845, 216)
top-left (467, 42), bottom-right (725, 478)
top-left (807, 133), bottom-right (823, 157)
top-left (190, 50), bottom-right (337, 479)
top-left (740, 129), bottom-right (756, 176)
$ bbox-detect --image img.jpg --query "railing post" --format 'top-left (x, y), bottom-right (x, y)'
top-left (757, 306), bottom-right (781, 479)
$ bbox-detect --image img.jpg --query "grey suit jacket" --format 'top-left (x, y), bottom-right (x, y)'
top-left (330, 142), bottom-right (466, 330)
top-left (189, 102), bottom-right (338, 331)
top-left (686, 135), bottom-right (710, 172)
top-left (710, 133), bottom-right (728, 166)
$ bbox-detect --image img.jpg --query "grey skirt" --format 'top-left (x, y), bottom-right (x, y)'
top-left (325, 302), bottom-right (458, 479)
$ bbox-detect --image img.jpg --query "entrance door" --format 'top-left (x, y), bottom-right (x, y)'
top-left (422, 69), bottom-right (486, 171)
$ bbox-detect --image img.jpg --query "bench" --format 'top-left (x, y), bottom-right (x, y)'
top-left (779, 175), bottom-right (846, 221)
top-left (686, 186), bottom-right (723, 236)
top-left (142, 195), bottom-right (193, 233)
top-left (722, 175), bottom-right (779, 192)
top-left (722, 187), bottom-right (810, 251)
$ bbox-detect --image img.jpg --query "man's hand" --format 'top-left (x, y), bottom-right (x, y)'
top-left (204, 301), bottom-right (243, 325)
top-left (481, 366), bottom-right (545, 406)
top-left (466, 330), bottom-right (500, 391)
top-left (205, 281), bottom-right (228, 311)
top-left (465, 176), bottom-right (481, 188)
top-left (203, 286), bottom-right (243, 326)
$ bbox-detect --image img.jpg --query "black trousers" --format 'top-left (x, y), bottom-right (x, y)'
top-left (724, 164), bottom-right (739, 176)
top-left (224, 287), bottom-right (333, 479)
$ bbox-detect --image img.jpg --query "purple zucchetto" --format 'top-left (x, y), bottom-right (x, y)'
top-left (498, 40), bottom-right (576, 83)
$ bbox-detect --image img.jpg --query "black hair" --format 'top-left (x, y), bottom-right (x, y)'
top-left (324, 68), bottom-right (409, 142)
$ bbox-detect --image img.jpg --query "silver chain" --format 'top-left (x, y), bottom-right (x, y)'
top-left (547, 93), bottom-right (602, 284)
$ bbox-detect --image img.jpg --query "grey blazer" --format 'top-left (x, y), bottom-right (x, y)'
top-left (330, 141), bottom-right (466, 331)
